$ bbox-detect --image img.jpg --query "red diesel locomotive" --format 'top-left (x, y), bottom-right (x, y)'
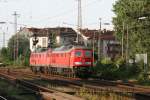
top-left (30, 45), bottom-right (93, 77)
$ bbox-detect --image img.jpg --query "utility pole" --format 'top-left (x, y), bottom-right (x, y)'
top-left (12, 11), bottom-right (19, 61)
top-left (126, 25), bottom-right (129, 64)
top-left (122, 22), bottom-right (125, 58)
top-left (77, 0), bottom-right (82, 43)
top-left (98, 18), bottom-right (101, 61)
top-left (93, 32), bottom-right (95, 66)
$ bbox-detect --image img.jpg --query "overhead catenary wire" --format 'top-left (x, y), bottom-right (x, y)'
top-left (31, 0), bottom-right (103, 23)
top-left (1, 0), bottom-right (103, 28)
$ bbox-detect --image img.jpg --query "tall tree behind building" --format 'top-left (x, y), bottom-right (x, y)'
top-left (48, 31), bottom-right (57, 48)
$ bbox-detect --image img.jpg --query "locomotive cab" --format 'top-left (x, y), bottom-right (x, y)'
top-left (73, 49), bottom-right (93, 67)
top-left (73, 49), bottom-right (93, 78)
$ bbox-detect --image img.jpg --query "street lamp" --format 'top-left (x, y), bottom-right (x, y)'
top-left (138, 16), bottom-right (148, 76)
top-left (98, 18), bottom-right (111, 61)
top-left (138, 16), bottom-right (147, 20)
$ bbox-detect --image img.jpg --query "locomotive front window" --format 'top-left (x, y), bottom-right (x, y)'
top-left (75, 51), bottom-right (81, 57)
top-left (85, 51), bottom-right (91, 57)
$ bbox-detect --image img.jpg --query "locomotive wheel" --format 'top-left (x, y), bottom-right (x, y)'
top-left (31, 66), bottom-right (38, 74)
top-left (39, 67), bottom-right (44, 73)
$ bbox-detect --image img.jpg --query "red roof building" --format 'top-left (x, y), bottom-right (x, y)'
top-left (80, 28), bottom-right (121, 59)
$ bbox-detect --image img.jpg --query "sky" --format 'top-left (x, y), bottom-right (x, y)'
top-left (0, 0), bottom-right (117, 48)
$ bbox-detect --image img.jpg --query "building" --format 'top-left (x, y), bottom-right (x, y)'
top-left (18, 27), bottom-right (77, 52)
top-left (18, 27), bottom-right (120, 59)
top-left (81, 29), bottom-right (121, 59)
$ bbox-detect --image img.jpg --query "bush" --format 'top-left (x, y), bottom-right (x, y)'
top-left (0, 47), bottom-right (13, 65)
top-left (93, 58), bottom-right (118, 80)
top-left (93, 57), bottom-right (142, 80)
top-left (23, 49), bottom-right (30, 66)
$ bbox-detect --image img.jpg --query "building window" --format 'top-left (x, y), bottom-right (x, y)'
top-left (42, 38), bottom-right (47, 47)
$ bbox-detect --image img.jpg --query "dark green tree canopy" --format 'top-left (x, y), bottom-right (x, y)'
top-left (8, 34), bottom-right (29, 60)
top-left (48, 32), bottom-right (57, 48)
top-left (113, 0), bottom-right (150, 59)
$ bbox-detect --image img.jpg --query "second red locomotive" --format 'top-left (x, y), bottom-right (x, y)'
top-left (30, 45), bottom-right (93, 77)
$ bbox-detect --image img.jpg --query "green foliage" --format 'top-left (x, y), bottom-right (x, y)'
top-left (113, 0), bottom-right (150, 62)
top-left (101, 57), bottom-right (112, 64)
top-left (93, 57), bottom-right (142, 80)
top-left (4, 34), bottom-right (30, 66)
top-left (0, 47), bottom-right (8, 59)
top-left (48, 32), bottom-right (57, 48)
top-left (24, 49), bottom-right (30, 66)
top-left (93, 58), bottom-right (118, 80)
top-left (114, 57), bottom-right (125, 66)
top-left (138, 79), bottom-right (150, 86)
top-left (7, 34), bottom-right (29, 61)
top-left (0, 47), bottom-right (12, 65)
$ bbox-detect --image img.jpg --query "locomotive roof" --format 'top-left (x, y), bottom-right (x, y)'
top-left (53, 45), bottom-right (91, 52)
top-left (31, 45), bottom-right (91, 53)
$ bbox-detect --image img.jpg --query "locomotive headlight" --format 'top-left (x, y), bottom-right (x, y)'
top-left (75, 62), bottom-right (82, 65)
top-left (85, 62), bottom-right (91, 65)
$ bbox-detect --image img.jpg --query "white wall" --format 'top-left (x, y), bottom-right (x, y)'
top-left (30, 37), bottom-right (48, 52)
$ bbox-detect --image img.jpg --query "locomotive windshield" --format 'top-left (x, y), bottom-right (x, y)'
top-left (75, 51), bottom-right (81, 57)
top-left (85, 51), bottom-right (91, 57)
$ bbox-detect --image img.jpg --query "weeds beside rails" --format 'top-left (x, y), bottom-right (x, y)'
top-left (76, 86), bottom-right (135, 100)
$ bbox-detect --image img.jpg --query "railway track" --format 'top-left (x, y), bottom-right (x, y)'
top-left (37, 72), bottom-right (150, 99)
top-left (22, 70), bottom-right (150, 98)
top-left (0, 69), bottom-right (84, 100)
top-left (0, 96), bottom-right (7, 100)
top-left (39, 73), bottom-right (150, 93)
top-left (77, 79), bottom-right (150, 93)
top-left (0, 68), bottom-right (150, 100)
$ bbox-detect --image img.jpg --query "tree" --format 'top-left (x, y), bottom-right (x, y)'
top-left (7, 34), bottom-right (30, 64)
top-left (0, 47), bottom-right (10, 64)
top-left (48, 31), bottom-right (57, 48)
top-left (113, 0), bottom-right (150, 61)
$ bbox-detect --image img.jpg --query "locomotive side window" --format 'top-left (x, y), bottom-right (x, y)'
top-left (75, 51), bottom-right (81, 57)
top-left (85, 51), bottom-right (91, 57)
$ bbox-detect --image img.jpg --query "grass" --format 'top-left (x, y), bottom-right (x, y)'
top-left (76, 87), bottom-right (135, 100)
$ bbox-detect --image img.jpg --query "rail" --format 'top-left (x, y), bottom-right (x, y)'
top-left (0, 68), bottom-right (150, 99)
top-left (0, 71), bottom-right (84, 100)
top-left (0, 96), bottom-right (7, 100)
